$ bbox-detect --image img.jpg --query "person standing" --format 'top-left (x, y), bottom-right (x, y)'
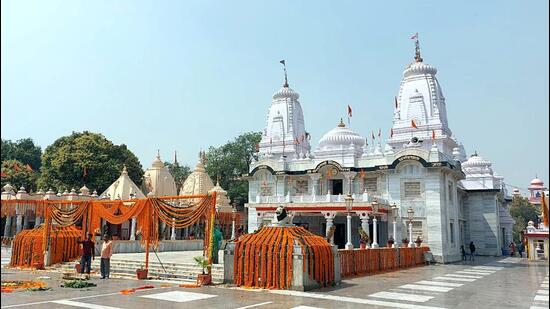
top-left (212, 226), bottom-right (223, 264)
top-left (77, 233), bottom-right (95, 277)
top-left (469, 241), bottom-right (476, 261)
top-left (460, 245), bottom-right (467, 261)
top-left (509, 242), bottom-right (516, 257)
top-left (100, 234), bottom-right (113, 279)
top-left (517, 242), bottom-right (524, 258)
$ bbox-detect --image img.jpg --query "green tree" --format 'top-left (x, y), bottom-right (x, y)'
top-left (205, 132), bottom-right (261, 208)
top-left (38, 131), bottom-right (143, 193)
top-left (164, 161), bottom-right (192, 191)
top-left (1, 159), bottom-right (39, 192)
top-left (509, 196), bottom-right (541, 242)
top-left (1, 138), bottom-right (42, 170)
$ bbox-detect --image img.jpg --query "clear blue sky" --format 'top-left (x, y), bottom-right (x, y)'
top-left (1, 0), bottom-right (548, 193)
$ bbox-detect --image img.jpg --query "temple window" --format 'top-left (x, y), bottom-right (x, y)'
top-left (294, 179), bottom-right (309, 195)
top-left (404, 181), bottom-right (421, 198)
top-left (364, 177), bottom-right (378, 193)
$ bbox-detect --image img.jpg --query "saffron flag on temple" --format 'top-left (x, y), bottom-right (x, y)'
top-left (411, 32), bottom-right (418, 40)
top-left (26, 164), bottom-right (33, 172)
top-left (347, 105), bottom-right (352, 117)
top-left (432, 129), bottom-right (436, 140)
top-left (411, 119), bottom-right (418, 129)
top-left (13, 163), bottom-right (21, 172)
top-left (359, 169), bottom-right (366, 178)
top-left (542, 191), bottom-right (549, 227)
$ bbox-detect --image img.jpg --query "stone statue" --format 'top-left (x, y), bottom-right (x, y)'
top-left (274, 205), bottom-right (292, 226)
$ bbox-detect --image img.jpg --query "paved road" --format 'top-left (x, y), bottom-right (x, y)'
top-left (1, 256), bottom-right (548, 309)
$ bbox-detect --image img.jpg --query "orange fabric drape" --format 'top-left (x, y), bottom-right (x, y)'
top-left (234, 226), bottom-right (334, 290)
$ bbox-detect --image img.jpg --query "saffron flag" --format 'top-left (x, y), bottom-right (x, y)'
top-left (26, 164), bottom-right (33, 172)
top-left (347, 105), bottom-right (352, 117)
top-left (432, 129), bottom-right (436, 140)
top-left (390, 128), bottom-right (394, 138)
top-left (13, 163), bottom-right (21, 172)
top-left (542, 191), bottom-right (549, 227)
top-left (411, 119), bottom-right (418, 129)
top-left (359, 169), bottom-right (366, 179)
top-left (327, 168), bottom-right (333, 179)
top-left (411, 32), bottom-right (418, 40)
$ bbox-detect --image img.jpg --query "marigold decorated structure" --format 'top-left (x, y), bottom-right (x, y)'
top-left (1, 153), bottom-right (242, 250)
top-left (1, 192), bottom-right (219, 272)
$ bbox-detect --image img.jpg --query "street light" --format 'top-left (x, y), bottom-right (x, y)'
top-left (407, 207), bottom-right (415, 248)
top-left (344, 194), bottom-right (354, 250)
top-left (371, 199), bottom-right (379, 248)
top-left (391, 203), bottom-right (398, 248)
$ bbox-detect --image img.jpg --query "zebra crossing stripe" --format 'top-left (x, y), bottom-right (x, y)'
top-left (415, 280), bottom-right (463, 287)
top-left (455, 271), bottom-right (490, 276)
top-left (368, 291), bottom-right (434, 303)
top-left (445, 274), bottom-right (482, 279)
top-left (534, 295), bottom-right (548, 302)
top-left (398, 284), bottom-right (453, 293)
top-left (433, 276), bottom-right (476, 282)
top-left (50, 300), bottom-right (120, 309)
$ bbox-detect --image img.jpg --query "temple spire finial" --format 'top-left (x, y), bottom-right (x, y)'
top-left (411, 32), bottom-right (423, 63)
top-left (280, 60), bottom-right (289, 87)
top-left (174, 150), bottom-right (178, 165)
top-left (157, 149), bottom-right (160, 158)
top-left (338, 118), bottom-right (345, 127)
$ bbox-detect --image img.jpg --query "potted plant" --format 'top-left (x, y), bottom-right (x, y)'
top-left (194, 256), bottom-right (211, 286)
top-left (387, 236), bottom-right (395, 248)
top-left (136, 264), bottom-right (148, 280)
top-left (415, 236), bottom-right (423, 247)
top-left (402, 238), bottom-right (409, 247)
top-left (358, 228), bottom-right (369, 249)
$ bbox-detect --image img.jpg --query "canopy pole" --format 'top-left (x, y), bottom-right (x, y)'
top-left (207, 192), bottom-right (217, 274)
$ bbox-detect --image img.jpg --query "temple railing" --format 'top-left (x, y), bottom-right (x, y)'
top-left (253, 194), bottom-right (388, 204)
top-left (338, 246), bottom-right (430, 278)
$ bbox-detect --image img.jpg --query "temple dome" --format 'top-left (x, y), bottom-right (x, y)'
top-left (180, 152), bottom-right (214, 196)
top-left (317, 120), bottom-right (365, 151)
top-left (528, 178), bottom-right (546, 190)
top-left (143, 153), bottom-right (177, 197)
top-left (403, 62), bottom-right (437, 78)
top-left (462, 152), bottom-right (492, 168)
top-left (209, 181), bottom-right (232, 212)
top-left (272, 86), bottom-right (300, 101)
top-left (530, 178), bottom-right (544, 186)
top-left (101, 165), bottom-right (145, 200)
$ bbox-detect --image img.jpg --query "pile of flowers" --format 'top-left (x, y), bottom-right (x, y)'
top-left (1, 280), bottom-right (47, 293)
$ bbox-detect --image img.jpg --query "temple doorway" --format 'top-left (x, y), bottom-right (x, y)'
top-left (334, 223), bottom-right (346, 249)
top-left (331, 179), bottom-right (343, 195)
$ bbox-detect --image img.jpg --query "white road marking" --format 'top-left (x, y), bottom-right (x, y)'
top-left (270, 290), bottom-right (447, 309)
top-left (50, 300), bottom-right (120, 309)
top-left (455, 271), bottom-right (490, 276)
top-left (290, 306), bottom-right (325, 309)
top-left (398, 284), bottom-right (453, 293)
top-left (534, 295), bottom-right (548, 302)
top-left (433, 276), bottom-right (476, 282)
top-left (541, 284), bottom-right (549, 288)
top-left (444, 274), bottom-right (482, 279)
top-left (464, 269), bottom-right (495, 273)
top-left (368, 291), bottom-right (434, 302)
top-left (530, 306), bottom-right (548, 309)
top-left (415, 280), bottom-right (463, 287)
top-left (140, 290), bottom-right (217, 303)
top-left (235, 302), bottom-right (274, 309)
top-left (538, 290), bottom-right (549, 295)
top-left (471, 266), bottom-right (503, 271)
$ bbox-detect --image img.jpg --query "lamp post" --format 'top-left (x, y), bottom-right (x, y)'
top-left (391, 203), bottom-right (398, 248)
top-left (344, 194), bottom-right (354, 250)
top-left (371, 199), bottom-right (379, 248)
top-left (407, 207), bottom-right (414, 248)
top-left (231, 202), bottom-right (237, 240)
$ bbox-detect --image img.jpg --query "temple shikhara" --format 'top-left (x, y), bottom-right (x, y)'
top-left (244, 37), bottom-right (515, 263)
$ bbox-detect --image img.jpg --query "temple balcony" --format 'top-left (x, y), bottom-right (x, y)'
top-left (249, 192), bottom-right (388, 205)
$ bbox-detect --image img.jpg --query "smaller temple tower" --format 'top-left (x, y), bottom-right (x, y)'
top-left (528, 177), bottom-right (547, 205)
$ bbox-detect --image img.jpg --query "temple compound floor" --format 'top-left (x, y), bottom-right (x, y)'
top-left (1, 255), bottom-right (548, 309)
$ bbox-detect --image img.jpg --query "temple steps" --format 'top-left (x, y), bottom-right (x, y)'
top-left (52, 258), bottom-right (224, 284)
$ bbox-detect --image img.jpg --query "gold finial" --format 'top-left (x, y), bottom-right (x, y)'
top-left (338, 118), bottom-right (346, 127)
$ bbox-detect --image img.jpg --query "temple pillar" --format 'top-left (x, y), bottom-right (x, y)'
top-left (130, 217), bottom-right (136, 240)
top-left (23, 215), bottom-right (29, 230)
top-left (170, 218), bottom-right (176, 240)
top-left (15, 214), bottom-right (23, 235)
top-left (323, 212), bottom-right (336, 245)
top-left (4, 216), bottom-right (12, 237)
top-left (309, 174), bottom-right (321, 202)
top-left (343, 172), bottom-right (357, 194)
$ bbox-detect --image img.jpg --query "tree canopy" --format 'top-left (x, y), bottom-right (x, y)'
top-left (38, 131), bottom-right (144, 193)
top-left (164, 161), bottom-right (192, 192)
top-left (1, 159), bottom-right (39, 192)
top-left (509, 196), bottom-right (541, 242)
top-left (1, 138), bottom-right (42, 170)
top-left (205, 132), bottom-right (261, 209)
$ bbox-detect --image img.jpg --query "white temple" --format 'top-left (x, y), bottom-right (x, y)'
top-left (245, 39), bottom-right (514, 263)
top-left (143, 152), bottom-right (178, 197)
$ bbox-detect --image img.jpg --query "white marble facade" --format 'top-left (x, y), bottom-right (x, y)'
top-left (245, 43), bottom-right (514, 263)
